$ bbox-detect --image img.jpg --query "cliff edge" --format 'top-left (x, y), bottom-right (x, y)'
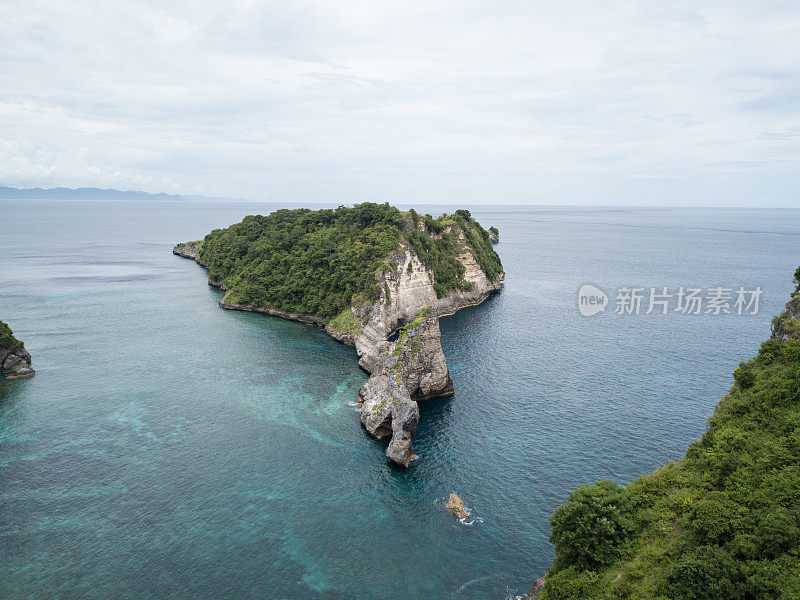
top-left (523, 271), bottom-right (800, 599)
top-left (0, 320), bottom-right (34, 380)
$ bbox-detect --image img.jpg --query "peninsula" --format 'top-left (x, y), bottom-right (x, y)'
top-left (0, 320), bottom-right (34, 379)
top-left (523, 268), bottom-right (800, 599)
top-left (174, 203), bottom-right (503, 465)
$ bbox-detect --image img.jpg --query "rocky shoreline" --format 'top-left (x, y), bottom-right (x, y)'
top-left (0, 320), bottom-right (35, 380)
top-left (1, 346), bottom-right (35, 379)
top-left (174, 230), bottom-right (503, 466)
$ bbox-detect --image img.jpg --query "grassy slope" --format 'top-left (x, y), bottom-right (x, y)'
top-left (538, 283), bottom-right (800, 600)
top-left (192, 203), bottom-right (502, 322)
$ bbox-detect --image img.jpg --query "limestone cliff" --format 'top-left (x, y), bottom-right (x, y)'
top-left (358, 375), bottom-right (419, 466)
top-left (357, 308), bottom-right (453, 465)
top-left (351, 239), bottom-right (502, 375)
top-left (0, 320), bottom-right (34, 380)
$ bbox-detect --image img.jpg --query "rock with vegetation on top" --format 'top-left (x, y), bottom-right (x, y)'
top-left (771, 285), bottom-right (800, 342)
top-left (358, 307), bottom-right (453, 466)
top-left (358, 374), bottom-right (419, 466)
top-left (445, 493), bottom-right (470, 519)
top-left (172, 239), bottom-right (203, 261)
top-left (0, 320), bottom-right (34, 379)
top-left (488, 226), bottom-right (499, 244)
top-left (173, 204), bottom-right (504, 465)
top-left (381, 307), bottom-right (453, 400)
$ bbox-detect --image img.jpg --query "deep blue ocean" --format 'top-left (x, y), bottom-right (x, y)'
top-left (1, 201), bottom-right (799, 599)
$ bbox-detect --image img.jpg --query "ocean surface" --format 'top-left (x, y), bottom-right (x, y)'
top-left (1, 201), bottom-right (799, 599)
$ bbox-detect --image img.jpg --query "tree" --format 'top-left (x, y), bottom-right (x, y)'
top-left (549, 480), bottom-right (636, 571)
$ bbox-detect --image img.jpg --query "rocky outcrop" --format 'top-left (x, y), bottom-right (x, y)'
top-left (172, 240), bottom-right (203, 262)
top-left (0, 320), bottom-right (34, 380)
top-left (382, 309), bottom-right (453, 400)
top-left (0, 321), bottom-right (36, 379)
top-left (488, 227), bottom-right (499, 244)
top-left (357, 308), bottom-right (453, 465)
top-left (173, 240), bottom-right (227, 287)
top-left (520, 575), bottom-right (546, 599)
top-left (445, 493), bottom-right (470, 519)
top-left (352, 240), bottom-right (503, 375)
top-left (358, 375), bottom-right (419, 466)
top-left (0, 345), bottom-right (34, 379)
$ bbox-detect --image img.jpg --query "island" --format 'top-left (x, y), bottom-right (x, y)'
top-left (522, 267), bottom-right (800, 599)
top-left (0, 320), bottom-right (34, 379)
top-left (174, 203), bottom-right (504, 466)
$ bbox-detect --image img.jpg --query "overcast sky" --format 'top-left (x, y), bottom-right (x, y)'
top-left (1, 1), bottom-right (798, 205)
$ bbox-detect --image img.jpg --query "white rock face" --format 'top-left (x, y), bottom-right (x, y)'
top-left (354, 233), bottom-right (504, 466)
top-left (357, 310), bottom-right (450, 466)
top-left (353, 241), bottom-right (503, 375)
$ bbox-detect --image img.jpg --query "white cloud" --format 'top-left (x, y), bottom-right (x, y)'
top-left (0, 0), bottom-right (798, 205)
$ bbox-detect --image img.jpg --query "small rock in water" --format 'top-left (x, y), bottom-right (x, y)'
top-left (445, 493), bottom-right (470, 519)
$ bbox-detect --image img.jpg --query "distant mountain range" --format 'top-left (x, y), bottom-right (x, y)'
top-left (0, 186), bottom-right (187, 201)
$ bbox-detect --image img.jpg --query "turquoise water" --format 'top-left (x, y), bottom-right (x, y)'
top-left (1, 201), bottom-right (799, 599)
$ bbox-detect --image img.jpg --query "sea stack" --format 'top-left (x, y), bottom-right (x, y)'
top-left (357, 308), bottom-right (453, 465)
top-left (445, 493), bottom-right (470, 519)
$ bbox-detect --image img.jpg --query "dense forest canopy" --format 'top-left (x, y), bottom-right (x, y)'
top-left (0, 320), bottom-right (23, 351)
top-left (538, 274), bottom-right (800, 600)
top-left (193, 203), bottom-right (502, 320)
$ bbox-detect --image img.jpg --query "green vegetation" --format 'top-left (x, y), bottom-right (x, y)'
top-left (549, 480), bottom-right (636, 572)
top-left (174, 240), bottom-right (202, 252)
top-left (328, 309), bottom-right (361, 336)
top-left (771, 295), bottom-right (800, 342)
top-left (391, 307), bottom-right (433, 356)
top-left (0, 320), bottom-right (23, 351)
top-left (538, 274), bottom-right (800, 600)
top-left (192, 203), bottom-right (502, 321)
top-left (405, 209), bottom-right (502, 298)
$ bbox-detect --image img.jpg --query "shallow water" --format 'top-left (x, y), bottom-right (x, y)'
top-left (1, 201), bottom-right (799, 599)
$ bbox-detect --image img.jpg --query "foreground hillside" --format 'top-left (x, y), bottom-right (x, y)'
top-left (531, 271), bottom-right (800, 599)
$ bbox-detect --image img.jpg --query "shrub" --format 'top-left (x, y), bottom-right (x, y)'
top-left (661, 546), bottom-right (741, 600)
top-left (688, 491), bottom-right (745, 544)
top-left (549, 480), bottom-right (636, 571)
top-left (752, 506), bottom-right (799, 558)
top-left (543, 567), bottom-right (605, 600)
top-left (733, 361), bottom-right (756, 389)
